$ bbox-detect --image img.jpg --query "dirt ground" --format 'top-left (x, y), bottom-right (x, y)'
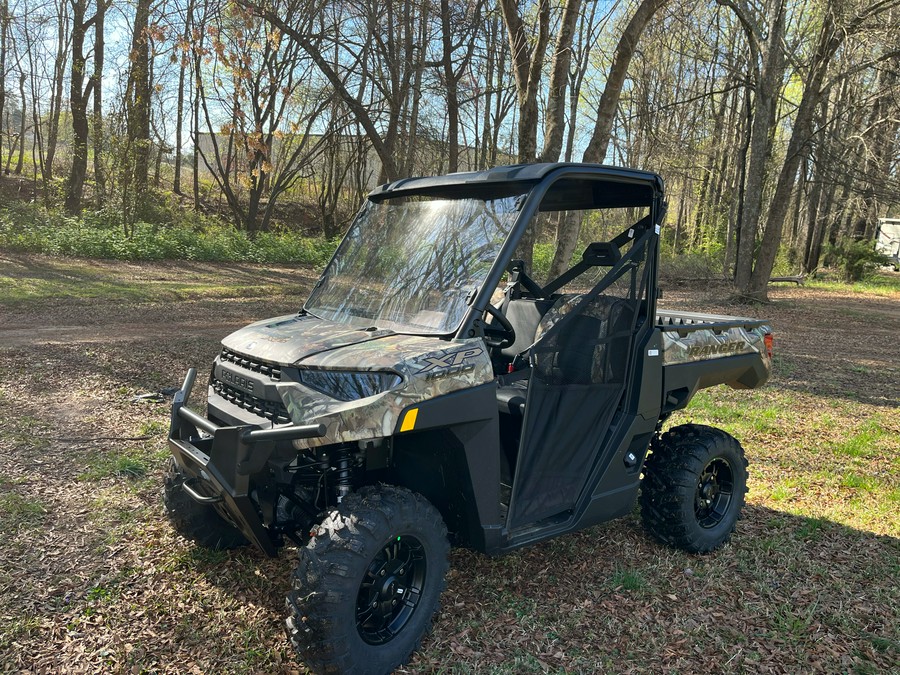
top-left (0, 253), bottom-right (897, 674)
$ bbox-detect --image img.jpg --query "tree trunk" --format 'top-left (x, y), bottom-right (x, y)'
top-left (726, 85), bottom-right (752, 274)
top-left (549, 0), bottom-right (668, 277)
top-left (440, 0), bottom-right (459, 172)
top-left (45, 0), bottom-right (68, 185)
top-left (857, 54), bottom-right (900, 240)
top-left (191, 15), bottom-right (203, 211)
top-left (478, 13), bottom-right (497, 170)
top-left (732, 0), bottom-right (786, 293)
top-left (14, 70), bottom-right (25, 174)
top-left (0, 0), bottom-right (7, 162)
top-left (126, 0), bottom-right (152, 200)
top-left (91, 0), bottom-right (106, 205)
top-left (498, 0), bottom-right (551, 272)
top-left (564, 0), bottom-right (598, 162)
top-left (581, 0), bottom-right (669, 163)
top-left (539, 0), bottom-right (582, 163)
top-left (499, 0), bottom-right (550, 166)
top-left (64, 0), bottom-right (90, 215)
top-left (745, 9), bottom-right (842, 300)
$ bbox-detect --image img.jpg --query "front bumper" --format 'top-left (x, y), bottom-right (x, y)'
top-left (167, 368), bottom-right (325, 556)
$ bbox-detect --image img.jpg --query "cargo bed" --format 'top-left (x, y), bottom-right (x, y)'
top-left (656, 310), bottom-right (772, 413)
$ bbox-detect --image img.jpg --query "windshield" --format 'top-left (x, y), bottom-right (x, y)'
top-left (305, 194), bottom-right (524, 334)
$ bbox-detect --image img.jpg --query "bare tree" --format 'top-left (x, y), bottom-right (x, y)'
top-left (63, 0), bottom-right (96, 214)
top-left (242, 0), bottom-right (430, 183)
top-left (498, 0), bottom-right (550, 165)
top-left (42, 0), bottom-right (69, 187)
top-left (582, 0), bottom-right (670, 164)
top-left (196, 0), bottom-right (333, 232)
top-left (539, 0), bottom-right (583, 164)
top-left (90, 0), bottom-right (105, 203)
top-left (123, 0), bottom-right (152, 210)
top-left (432, 0), bottom-right (483, 173)
top-left (172, 0), bottom-right (194, 195)
top-left (730, 0), bottom-right (784, 294)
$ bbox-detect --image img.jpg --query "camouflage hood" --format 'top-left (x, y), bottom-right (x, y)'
top-left (217, 313), bottom-right (493, 449)
top-left (221, 313), bottom-right (397, 365)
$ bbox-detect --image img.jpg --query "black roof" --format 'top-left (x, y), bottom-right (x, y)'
top-left (368, 163), bottom-right (664, 202)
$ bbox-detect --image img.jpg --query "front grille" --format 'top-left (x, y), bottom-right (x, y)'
top-left (211, 380), bottom-right (291, 424)
top-left (220, 348), bottom-right (282, 380)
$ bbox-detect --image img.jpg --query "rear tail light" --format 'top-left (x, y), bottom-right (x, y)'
top-left (764, 332), bottom-right (774, 358)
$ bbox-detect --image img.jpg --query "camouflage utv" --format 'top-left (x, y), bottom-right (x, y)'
top-left (164, 163), bottom-right (772, 674)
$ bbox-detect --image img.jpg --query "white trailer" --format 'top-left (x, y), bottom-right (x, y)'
top-left (876, 218), bottom-right (900, 270)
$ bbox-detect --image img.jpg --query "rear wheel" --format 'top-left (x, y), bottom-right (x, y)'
top-left (286, 485), bottom-right (449, 675)
top-left (162, 458), bottom-right (247, 549)
top-left (640, 424), bottom-right (748, 553)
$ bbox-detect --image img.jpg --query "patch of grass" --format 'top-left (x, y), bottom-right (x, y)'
top-left (610, 566), bottom-right (646, 591)
top-left (0, 614), bottom-right (41, 650)
top-left (681, 390), bottom-right (787, 438)
top-left (0, 257), bottom-right (291, 305)
top-left (773, 601), bottom-right (817, 641)
top-left (794, 517), bottom-right (828, 541)
top-left (840, 473), bottom-right (877, 492)
top-left (807, 270), bottom-right (900, 296)
top-left (831, 420), bottom-right (889, 458)
top-left (868, 635), bottom-right (899, 653)
top-left (749, 405), bottom-right (779, 433)
top-left (86, 585), bottom-right (112, 602)
top-left (137, 419), bottom-right (167, 436)
top-left (78, 446), bottom-right (162, 481)
top-left (0, 491), bottom-right (46, 528)
top-left (770, 484), bottom-right (791, 502)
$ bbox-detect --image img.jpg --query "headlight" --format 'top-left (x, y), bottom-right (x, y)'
top-left (297, 369), bottom-right (403, 402)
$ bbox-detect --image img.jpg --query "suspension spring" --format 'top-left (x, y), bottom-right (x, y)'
top-left (332, 449), bottom-right (353, 503)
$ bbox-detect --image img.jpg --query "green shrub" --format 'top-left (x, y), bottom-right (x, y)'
top-left (826, 239), bottom-right (890, 282)
top-left (0, 202), bottom-right (337, 266)
top-left (531, 242), bottom-right (556, 283)
top-left (659, 247), bottom-right (726, 280)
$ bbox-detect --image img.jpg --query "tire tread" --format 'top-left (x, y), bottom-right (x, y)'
top-left (639, 424), bottom-right (748, 553)
top-left (286, 484), bottom-right (449, 675)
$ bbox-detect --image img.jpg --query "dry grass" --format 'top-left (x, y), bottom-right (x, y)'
top-left (0, 255), bottom-right (897, 673)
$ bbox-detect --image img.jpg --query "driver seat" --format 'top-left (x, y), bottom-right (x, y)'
top-left (495, 298), bottom-right (555, 416)
top-left (499, 299), bottom-right (556, 361)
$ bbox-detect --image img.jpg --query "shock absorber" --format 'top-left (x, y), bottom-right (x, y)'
top-left (332, 448), bottom-right (353, 503)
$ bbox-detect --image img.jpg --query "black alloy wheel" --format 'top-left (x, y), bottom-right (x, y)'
top-left (694, 457), bottom-right (735, 529)
top-left (356, 535), bottom-right (427, 645)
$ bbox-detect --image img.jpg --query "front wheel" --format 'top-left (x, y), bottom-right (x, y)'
top-left (640, 424), bottom-right (748, 553)
top-left (286, 485), bottom-right (449, 675)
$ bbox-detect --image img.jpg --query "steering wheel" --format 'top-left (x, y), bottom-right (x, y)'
top-left (482, 303), bottom-right (516, 350)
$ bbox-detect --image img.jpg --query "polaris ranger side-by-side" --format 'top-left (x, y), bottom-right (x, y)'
top-left (164, 163), bottom-right (773, 674)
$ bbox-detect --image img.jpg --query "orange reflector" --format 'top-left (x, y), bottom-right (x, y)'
top-left (764, 333), bottom-right (774, 358)
top-left (400, 408), bottom-right (418, 432)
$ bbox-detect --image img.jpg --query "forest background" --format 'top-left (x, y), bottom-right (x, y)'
top-left (0, 0), bottom-right (897, 301)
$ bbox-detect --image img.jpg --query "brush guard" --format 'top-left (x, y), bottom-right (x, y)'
top-left (167, 368), bottom-right (325, 556)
